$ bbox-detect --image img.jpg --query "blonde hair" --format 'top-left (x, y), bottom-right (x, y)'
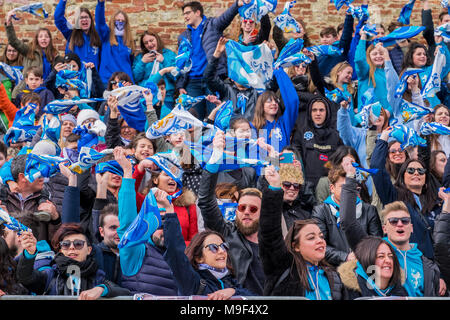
top-left (238, 188), bottom-right (262, 200)
top-left (380, 201), bottom-right (409, 224)
top-left (366, 44), bottom-right (382, 88)
top-left (279, 164), bottom-right (304, 185)
top-left (329, 61), bottom-right (355, 95)
top-left (109, 11), bottom-right (135, 53)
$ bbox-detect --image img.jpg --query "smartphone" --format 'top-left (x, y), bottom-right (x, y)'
top-left (280, 152), bottom-right (294, 164)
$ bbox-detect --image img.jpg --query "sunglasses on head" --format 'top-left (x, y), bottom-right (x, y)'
top-left (204, 242), bottom-right (229, 254)
top-left (282, 181), bottom-right (300, 190)
top-left (237, 204), bottom-right (259, 213)
top-left (406, 167), bottom-right (426, 175)
top-left (387, 217), bottom-right (411, 226)
top-left (60, 239), bottom-right (86, 250)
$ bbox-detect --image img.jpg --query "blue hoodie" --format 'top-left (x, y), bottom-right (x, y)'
top-left (304, 264), bottom-right (333, 300)
top-left (384, 237), bottom-right (424, 297)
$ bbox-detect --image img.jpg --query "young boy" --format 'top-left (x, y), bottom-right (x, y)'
top-left (14, 66), bottom-right (54, 118)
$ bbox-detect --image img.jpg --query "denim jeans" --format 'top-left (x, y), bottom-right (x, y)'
top-left (185, 77), bottom-right (214, 120)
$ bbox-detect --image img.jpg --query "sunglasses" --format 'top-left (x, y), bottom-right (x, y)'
top-left (405, 167), bottom-right (426, 175)
top-left (60, 239), bottom-right (86, 250)
top-left (237, 204), bottom-right (259, 213)
top-left (389, 148), bottom-right (404, 154)
top-left (204, 242), bottom-right (229, 254)
top-left (387, 217), bottom-right (411, 226)
top-left (282, 181), bottom-right (300, 190)
top-left (243, 19), bottom-right (255, 24)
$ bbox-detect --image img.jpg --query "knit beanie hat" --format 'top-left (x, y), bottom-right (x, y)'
top-left (31, 140), bottom-right (57, 156)
top-left (76, 109), bottom-right (100, 127)
top-left (61, 113), bottom-right (77, 126)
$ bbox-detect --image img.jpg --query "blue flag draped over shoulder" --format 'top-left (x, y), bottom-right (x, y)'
top-left (394, 68), bottom-right (424, 98)
top-left (389, 124), bottom-right (427, 149)
top-left (103, 85), bottom-right (147, 132)
top-left (225, 40), bottom-right (274, 92)
top-left (172, 37), bottom-right (192, 77)
top-left (11, 2), bottom-right (49, 20)
top-left (273, 1), bottom-right (302, 33)
top-left (400, 100), bottom-right (433, 123)
top-left (69, 147), bottom-right (113, 174)
top-left (0, 208), bottom-right (31, 234)
top-left (0, 63), bottom-right (23, 84)
top-left (24, 153), bottom-right (66, 183)
top-left (118, 189), bottom-right (162, 249)
top-left (238, 0), bottom-right (277, 22)
top-left (374, 26), bottom-right (425, 47)
top-left (398, 0), bottom-right (416, 25)
top-left (306, 45), bottom-right (343, 58)
top-left (420, 122), bottom-right (450, 135)
top-left (273, 38), bottom-right (311, 69)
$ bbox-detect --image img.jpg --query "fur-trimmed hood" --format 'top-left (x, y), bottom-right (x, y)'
top-left (337, 260), bottom-right (406, 293)
top-left (172, 188), bottom-right (197, 207)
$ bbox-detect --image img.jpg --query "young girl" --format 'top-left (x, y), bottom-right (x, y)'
top-left (96, 0), bottom-right (135, 85)
top-left (54, 0), bottom-right (102, 68)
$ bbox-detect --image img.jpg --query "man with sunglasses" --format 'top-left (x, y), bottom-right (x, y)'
top-left (197, 131), bottom-right (265, 295)
top-left (311, 165), bottom-right (382, 267)
top-left (340, 158), bottom-right (445, 297)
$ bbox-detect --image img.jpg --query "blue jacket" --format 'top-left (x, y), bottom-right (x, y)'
top-left (163, 213), bottom-right (255, 297)
top-left (370, 139), bottom-right (440, 259)
top-left (54, 0), bottom-right (101, 68)
top-left (317, 14), bottom-right (354, 77)
top-left (355, 39), bottom-right (391, 114)
top-left (95, 1), bottom-right (134, 84)
top-left (176, 1), bottom-right (240, 90)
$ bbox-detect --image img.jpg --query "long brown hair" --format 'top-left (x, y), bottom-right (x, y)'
top-left (28, 28), bottom-right (58, 64)
top-left (139, 31), bottom-right (165, 55)
top-left (284, 219), bottom-right (331, 291)
top-left (252, 90), bottom-right (281, 130)
top-left (109, 10), bottom-right (135, 52)
top-left (429, 104), bottom-right (450, 152)
top-left (68, 8), bottom-right (101, 51)
top-left (0, 44), bottom-right (23, 66)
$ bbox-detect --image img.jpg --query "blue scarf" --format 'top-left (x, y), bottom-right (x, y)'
top-left (304, 263), bottom-right (332, 300)
top-left (355, 261), bottom-right (394, 296)
top-left (323, 195), bottom-right (361, 228)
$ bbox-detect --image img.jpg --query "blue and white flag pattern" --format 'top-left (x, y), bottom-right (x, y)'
top-left (398, 0), bottom-right (416, 25)
top-left (44, 98), bottom-right (104, 114)
top-left (330, 0), bottom-right (353, 11)
top-left (352, 162), bottom-right (379, 182)
top-left (147, 152), bottom-right (184, 188)
top-left (400, 100), bottom-right (434, 123)
top-left (214, 100), bottom-right (234, 131)
top-left (422, 46), bottom-right (446, 98)
top-left (435, 23), bottom-right (450, 43)
top-left (389, 124), bottom-right (427, 149)
top-left (0, 208), bottom-right (31, 234)
top-left (362, 24), bottom-right (378, 37)
top-left (145, 105), bottom-right (193, 139)
top-left (118, 189), bottom-right (162, 249)
top-left (374, 26), bottom-right (425, 47)
top-left (306, 45), bottom-right (343, 57)
top-left (225, 40), bottom-right (274, 92)
top-left (441, 0), bottom-right (450, 15)
top-left (239, 0), bottom-right (277, 22)
top-left (0, 63), bottom-right (23, 84)
top-left (103, 85), bottom-right (147, 131)
top-left (172, 37), bottom-right (192, 77)
top-left (394, 68), bottom-right (424, 98)
top-left (325, 86), bottom-right (351, 104)
top-left (69, 147), bottom-right (113, 174)
top-left (176, 93), bottom-right (207, 110)
top-left (347, 4), bottom-right (369, 21)
top-left (55, 70), bottom-right (89, 98)
top-left (274, 38), bottom-right (311, 69)
top-left (11, 2), bottom-right (49, 20)
top-left (420, 122), bottom-right (450, 136)
top-left (273, 1), bottom-right (302, 33)
top-left (354, 101), bottom-right (383, 129)
top-left (24, 153), bottom-right (66, 183)
top-left (95, 160), bottom-right (124, 177)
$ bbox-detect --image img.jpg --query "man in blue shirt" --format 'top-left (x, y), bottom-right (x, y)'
top-left (176, 0), bottom-right (247, 120)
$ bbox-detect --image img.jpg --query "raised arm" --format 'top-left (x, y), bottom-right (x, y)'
top-left (95, 0), bottom-right (110, 43)
top-left (54, 0), bottom-right (73, 40)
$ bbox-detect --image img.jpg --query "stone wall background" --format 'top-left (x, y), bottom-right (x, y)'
top-left (0, 0), bottom-right (445, 56)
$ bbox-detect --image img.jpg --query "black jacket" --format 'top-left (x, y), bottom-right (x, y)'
top-left (197, 170), bottom-right (264, 295)
top-left (434, 212), bottom-right (450, 290)
top-left (258, 186), bottom-right (346, 299)
top-left (311, 198), bottom-right (382, 267)
top-left (291, 97), bottom-right (343, 189)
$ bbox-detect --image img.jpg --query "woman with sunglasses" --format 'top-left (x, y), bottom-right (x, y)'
top-left (238, 15), bottom-right (271, 46)
top-left (16, 224), bottom-right (130, 299)
top-left (158, 189), bottom-right (255, 299)
top-left (340, 158), bottom-right (443, 297)
top-left (259, 166), bottom-right (346, 299)
top-left (370, 127), bottom-right (442, 260)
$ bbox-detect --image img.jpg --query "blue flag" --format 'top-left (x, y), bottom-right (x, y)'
top-left (362, 24), bottom-right (378, 37)
top-left (117, 189), bottom-right (162, 249)
top-left (273, 1), bottom-right (302, 33)
top-left (394, 68), bottom-right (424, 98)
top-left (225, 40), bottom-right (274, 92)
top-left (389, 124), bottom-right (427, 149)
top-left (330, 0), bottom-right (353, 11)
top-left (214, 100), bottom-right (234, 131)
top-left (420, 122), bottom-right (450, 135)
top-left (0, 63), bottom-right (23, 84)
top-left (441, 0), bottom-right (450, 15)
top-left (69, 147), bottom-right (113, 174)
top-left (274, 38), bottom-right (311, 69)
top-left (146, 152), bottom-right (184, 188)
top-left (347, 4), bottom-right (369, 21)
top-left (400, 100), bottom-right (433, 123)
top-left (306, 45), bottom-right (343, 57)
top-left (173, 37), bottom-right (193, 76)
top-left (11, 2), bottom-right (49, 20)
top-left (44, 98), bottom-right (103, 114)
top-left (175, 93), bottom-right (207, 110)
top-left (55, 69), bottom-right (89, 98)
top-left (239, 0), bottom-right (277, 22)
top-left (0, 208), bottom-right (31, 234)
top-left (435, 23), bottom-right (450, 43)
top-left (24, 153), bottom-right (66, 183)
top-left (354, 101), bottom-right (383, 129)
top-left (398, 0), bottom-right (416, 25)
top-left (374, 26), bottom-right (425, 47)
top-left (422, 46), bottom-right (446, 98)
top-left (95, 160), bottom-right (124, 177)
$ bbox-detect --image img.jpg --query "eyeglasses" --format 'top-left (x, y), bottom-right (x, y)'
top-left (204, 242), bottom-right (229, 254)
top-left (183, 10), bottom-right (193, 16)
top-left (237, 204), bottom-right (259, 213)
top-left (387, 217), bottom-right (411, 226)
top-left (282, 181), bottom-right (301, 191)
top-left (121, 125), bottom-right (132, 131)
top-left (389, 148), bottom-right (404, 154)
top-left (79, 16), bottom-right (91, 21)
top-left (243, 19), bottom-right (255, 24)
top-left (405, 167), bottom-right (426, 175)
top-left (60, 239), bottom-right (86, 250)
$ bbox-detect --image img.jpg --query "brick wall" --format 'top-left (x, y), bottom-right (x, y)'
top-left (0, 0), bottom-right (445, 56)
